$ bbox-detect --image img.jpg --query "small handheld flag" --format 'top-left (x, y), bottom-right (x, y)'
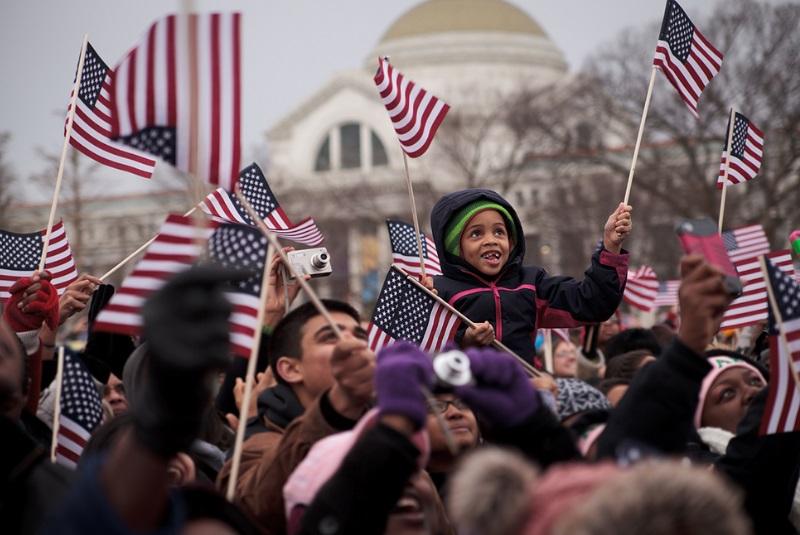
top-left (717, 112), bottom-right (764, 189)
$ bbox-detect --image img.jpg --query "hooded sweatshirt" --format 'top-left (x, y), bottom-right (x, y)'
top-left (430, 189), bottom-right (629, 363)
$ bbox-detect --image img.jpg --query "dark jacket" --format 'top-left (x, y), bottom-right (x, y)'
top-left (430, 189), bottom-right (629, 362)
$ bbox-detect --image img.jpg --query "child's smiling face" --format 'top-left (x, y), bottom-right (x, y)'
top-left (459, 209), bottom-right (511, 277)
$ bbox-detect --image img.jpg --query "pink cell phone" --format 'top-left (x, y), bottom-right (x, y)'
top-left (675, 218), bottom-right (742, 297)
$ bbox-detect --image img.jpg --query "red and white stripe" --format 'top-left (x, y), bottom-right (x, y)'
top-left (717, 120), bottom-right (764, 188)
top-left (760, 328), bottom-right (800, 435)
top-left (0, 221), bottom-right (79, 301)
top-left (226, 291), bottom-right (261, 359)
top-left (111, 13), bottom-right (241, 188)
top-left (653, 280), bottom-right (680, 307)
top-left (391, 236), bottom-right (443, 277)
top-left (623, 266), bottom-right (659, 312)
top-left (200, 188), bottom-right (324, 246)
top-left (653, 25), bottom-right (722, 118)
top-left (93, 214), bottom-right (213, 334)
top-left (720, 250), bottom-right (794, 330)
top-left (724, 225), bottom-right (771, 263)
top-left (374, 57), bottom-right (449, 158)
top-left (368, 300), bottom-right (459, 354)
top-left (55, 415), bottom-right (91, 469)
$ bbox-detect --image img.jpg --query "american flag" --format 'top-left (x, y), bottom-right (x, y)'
top-left (543, 328), bottom-right (571, 344)
top-left (623, 266), bottom-right (659, 312)
top-left (68, 42), bottom-right (156, 179)
top-left (55, 350), bottom-right (103, 469)
top-left (717, 112), bottom-right (764, 189)
top-left (653, 0), bottom-right (723, 118)
top-left (367, 266), bottom-right (459, 353)
top-left (722, 225), bottom-right (770, 263)
top-left (93, 215), bottom-right (266, 359)
top-left (110, 13), bottom-right (241, 188)
top-left (200, 163), bottom-right (323, 246)
top-left (206, 223), bottom-right (268, 358)
top-left (386, 220), bottom-right (441, 277)
top-left (93, 214), bottom-right (213, 335)
top-left (720, 250), bottom-right (794, 330)
top-left (760, 257), bottom-right (800, 435)
top-left (0, 221), bottom-right (79, 301)
top-left (653, 280), bottom-right (680, 307)
top-left (374, 57), bottom-right (449, 158)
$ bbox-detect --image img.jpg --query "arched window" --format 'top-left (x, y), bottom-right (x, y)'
top-left (313, 123), bottom-right (389, 172)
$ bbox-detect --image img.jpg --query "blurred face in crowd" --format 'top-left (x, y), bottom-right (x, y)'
top-left (103, 374), bottom-right (129, 417)
top-left (701, 367), bottom-right (766, 433)
top-left (599, 316), bottom-right (621, 345)
top-left (459, 210), bottom-right (511, 277)
top-left (426, 393), bottom-right (479, 460)
top-left (0, 319), bottom-right (26, 421)
top-left (292, 312), bottom-right (368, 402)
top-left (386, 472), bottom-right (440, 535)
top-left (553, 340), bottom-right (578, 378)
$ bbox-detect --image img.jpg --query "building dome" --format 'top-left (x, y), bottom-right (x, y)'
top-left (379, 0), bottom-right (548, 42)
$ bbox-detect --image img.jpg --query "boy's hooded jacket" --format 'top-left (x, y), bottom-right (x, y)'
top-left (430, 189), bottom-right (629, 363)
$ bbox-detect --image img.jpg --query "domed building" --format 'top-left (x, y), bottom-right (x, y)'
top-left (267, 0), bottom-right (572, 308)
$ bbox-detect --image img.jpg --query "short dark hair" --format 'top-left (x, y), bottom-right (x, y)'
top-left (605, 328), bottom-right (662, 362)
top-left (268, 300), bottom-right (360, 385)
top-left (604, 349), bottom-right (654, 381)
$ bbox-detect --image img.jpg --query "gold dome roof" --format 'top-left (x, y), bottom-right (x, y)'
top-left (379, 0), bottom-right (548, 42)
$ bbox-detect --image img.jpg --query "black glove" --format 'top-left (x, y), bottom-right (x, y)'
top-left (83, 284), bottom-right (136, 382)
top-left (132, 265), bottom-right (239, 458)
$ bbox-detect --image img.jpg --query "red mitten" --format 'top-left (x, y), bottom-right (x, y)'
top-left (3, 277), bottom-right (60, 332)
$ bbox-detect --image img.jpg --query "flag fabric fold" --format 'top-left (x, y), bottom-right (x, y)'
top-left (653, 0), bottom-right (722, 117)
top-left (374, 57), bottom-right (449, 158)
top-left (720, 250), bottom-right (794, 330)
top-left (367, 266), bottom-right (459, 353)
top-left (653, 280), bottom-right (680, 308)
top-left (110, 13), bottom-right (242, 188)
top-left (55, 350), bottom-right (103, 469)
top-left (760, 257), bottom-right (800, 435)
top-left (722, 225), bottom-right (770, 264)
top-left (94, 214), bottom-right (267, 359)
top-left (623, 266), bottom-right (659, 312)
top-left (386, 219), bottom-right (441, 277)
top-left (0, 220), bottom-right (79, 301)
top-left (68, 42), bottom-right (156, 179)
top-left (717, 112), bottom-right (764, 189)
top-left (200, 163), bottom-right (323, 246)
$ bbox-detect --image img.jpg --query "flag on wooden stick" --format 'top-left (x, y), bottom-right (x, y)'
top-left (653, 280), bottom-right (680, 307)
top-left (386, 220), bottom-right (441, 277)
top-left (722, 225), bottom-right (770, 263)
top-left (0, 221), bottom-right (78, 301)
top-left (760, 257), bottom-right (800, 435)
top-left (201, 163), bottom-right (323, 245)
top-left (55, 350), bottom-right (103, 468)
top-left (623, 266), bottom-right (659, 312)
top-left (717, 112), bottom-right (764, 189)
top-left (68, 42), bottom-right (156, 178)
top-left (367, 266), bottom-right (459, 353)
top-left (653, 0), bottom-right (722, 117)
top-left (721, 250), bottom-right (794, 330)
top-left (374, 57), bottom-right (449, 158)
top-left (110, 13), bottom-right (242, 188)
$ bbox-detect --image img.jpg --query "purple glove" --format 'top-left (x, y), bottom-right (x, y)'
top-left (376, 341), bottom-right (435, 430)
top-left (455, 348), bottom-right (540, 428)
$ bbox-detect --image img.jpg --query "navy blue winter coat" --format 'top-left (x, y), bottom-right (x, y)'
top-left (430, 189), bottom-right (629, 363)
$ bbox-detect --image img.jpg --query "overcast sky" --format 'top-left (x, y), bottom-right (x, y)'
top-left (1, 0), bottom-right (727, 201)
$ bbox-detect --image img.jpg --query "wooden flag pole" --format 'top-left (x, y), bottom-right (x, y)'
top-left (623, 66), bottom-right (657, 206)
top-left (718, 107), bottom-right (736, 232)
top-left (402, 152), bottom-right (428, 280)
top-left (543, 329), bottom-right (554, 374)
top-left (226, 246), bottom-right (274, 501)
top-left (759, 257), bottom-right (800, 390)
top-left (40, 35), bottom-right (89, 272)
top-left (100, 206), bottom-right (198, 281)
top-left (397, 265), bottom-right (543, 378)
top-left (50, 346), bottom-right (65, 463)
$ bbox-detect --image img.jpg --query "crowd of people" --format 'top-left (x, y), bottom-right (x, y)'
top-left (1, 187), bottom-right (798, 535)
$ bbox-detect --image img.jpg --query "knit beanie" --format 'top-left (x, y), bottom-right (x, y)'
top-left (444, 200), bottom-right (516, 256)
top-left (694, 355), bottom-right (766, 428)
top-left (555, 378), bottom-right (611, 421)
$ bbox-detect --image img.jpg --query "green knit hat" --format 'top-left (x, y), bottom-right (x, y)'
top-left (444, 200), bottom-right (516, 256)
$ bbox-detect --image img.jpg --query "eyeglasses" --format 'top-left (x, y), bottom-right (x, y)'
top-left (428, 398), bottom-right (469, 414)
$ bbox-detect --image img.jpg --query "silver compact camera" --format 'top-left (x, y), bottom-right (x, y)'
top-left (286, 247), bottom-right (332, 279)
